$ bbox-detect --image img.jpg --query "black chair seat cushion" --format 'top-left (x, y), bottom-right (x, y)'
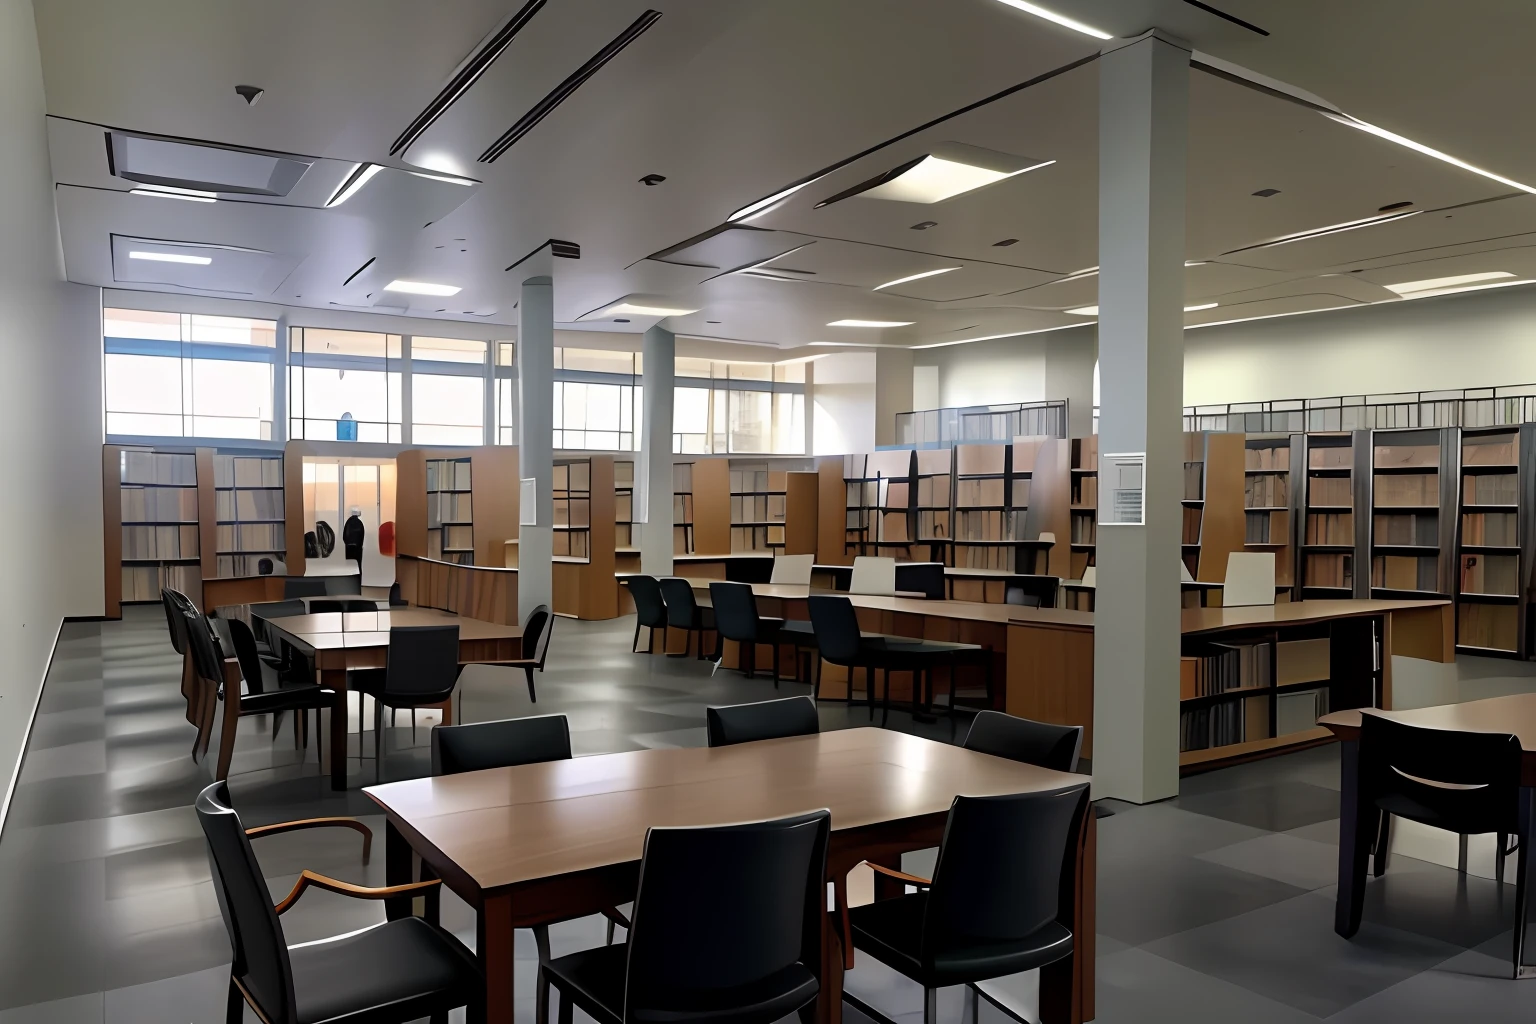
top-left (240, 684), bottom-right (331, 715)
top-left (290, 917), bottom-right (480, 1024)
top-left (849, 893), bottom-right (1072, 987)
top-left (545, 943), bottom-right (818, 1024)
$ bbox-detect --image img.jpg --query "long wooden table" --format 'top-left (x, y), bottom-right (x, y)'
top-left (364, 728), bottom-right (1095, 1024)
top-left (254, 607), bottom-right (522, 790)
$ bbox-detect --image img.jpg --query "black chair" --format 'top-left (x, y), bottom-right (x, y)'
top-left (195, 781), bottom-right (481, 1024)
top-left (257, 557), bottom-right (275, 576)
top-left (283, 577), bottom-right (328, 599)
top-left (963, 710), bottom-right (1083, 773)
top-left (1003, 574), bottom-right (1060, 608)
top-left (226, 616), bottom-right (330, 762)
top-left (707, 696), bottom-right (820, 748)
top-left (1346, 714), bottom-right (1528, 977)
top-left (539, 810), bottom-right (830, 1024)
top-left (388, 581), bottom-right (408, 607)
top-left (895, 563), bottom-right (945, 601)
top-left (476, 604), bottom-right (554, 704)
top-left (429, 715), bottom-right (629, 1024)
top-left (845, 786), bottom-right (1091, 1024)
top-left (709, 582), bottom-right (785, 683)
top-left (626, 575), bottom-right (669, 655)
top-left (355, 626), bottom-right (463, 781)
top-left (310, 599), bottom-right (380, 614)
top-left (658, 577), bottom-right (716, 660)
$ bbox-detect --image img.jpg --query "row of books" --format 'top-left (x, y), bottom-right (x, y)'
top-left (1182, 506), bottom-right (1203, 544)
top-left (122, 451), bottom-right (195, 486)
top-left (553, 498), bottom-right (591, 528)
top-left (954, 510), bottom-right (1029, 541)
top-left (1246, 446), bottom-right (1290, 471)
top-left (1308, 476), bottom-right (1352, 506)
top-left (617, 523), bottom-right (633, 548)
top-left (1072, 475), bottom-right (1098, 508)
top-left (122, 524), bottom-right (198, 559)
top-left (1374, 472), bottom-right (1439, 507)
top-left (729, 469), bottom-right (780, 493)
top-left (674, 493), bottom-right (694, 523)
top-left (731, 495), bottom-right (786, 523)
top-left (215, 523), bottom-right (282, 552)
top-left (1464, 473), bottom-right (1519, 505)
top-left (427, 492), bottom-right (473, 526)
top-left (616, 493), bottom-right (634, 522)
top-left (952, 544), bottom-right (1019, 570)
top-left (673, 463), bottom-right (693, 492)
top-left (215, 489), bottom-right (283, 521)
top-left (426, 459), bottom-right (473, 492)
top-left (1462, 511), bottom-right (1517, 546)
top-left (1179, 687), bottom-right (1331, 751)
top-left (1375, 444), bottom-right (1439, 470)
top-left (1459, 553), bottom-right (1519, 595)
top-left (553, 530), bottom-right (590, 558)
top-left (553, 462), bottom-right (590, 492)
top-left (956, 478), bottom-right (1007, 506)
top-left (1071, 514), bottom-right (1097, 544)
top-left (1305, 512), bottom-right (1353, 544)
top-left (121, 486), bottom-right (198, 523)
top-left (877, 511), bottom-right (910, 543)
top-left (1372, 554), bottom-right (1438, 592)
top-left (1309, 446), bottom-right (1352, 469)
top-left (1245, 509), bottom-right (1287, 544)
top-left (1181, 641), bottom-right (1273, 698)
top-left (1464, 439), bottom-right (1517, 465)
top-left (1459, 602), bottom-right (1519, 651)
top-left (216, 554), bottom-right (280, 577)
top-left (122, 563), bottom-right (200, 603)
top-left (732, 525), bottom-right (785, 551)
top-left (916, 477), bottom-right (950, 507)
top-left (213, 456), bottom-right (281, 489)
top-left (1306, 552), bottom-right (1353, 589)
top-left (1184, 462), bottom-right (1205, 501)
top-left (1374, 512), bottom-right (1437, 546)
top-left (1245, 475), bottom-right (1288, 508)
top-left (918, 510), bottom-right (952, 540)
top-left (428, 525), bottom-right (474, 554)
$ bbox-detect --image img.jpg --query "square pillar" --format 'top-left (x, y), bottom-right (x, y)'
top-left (518, 276), bottom-right (554, 617)
top-left (640, 324), bottom-right (675, 575)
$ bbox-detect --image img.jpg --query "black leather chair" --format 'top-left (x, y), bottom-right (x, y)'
top-left (846, 785), bottom-right (1091, 1024)
top-left (477, 604), bottom-right (554, 704)
top-left (309, 599), bottom-right (380, 614)
top-left (1003, 574), bottom-right (1060, 608)
top-left (354, 626), bottom-right (463, 781)
top-left (226, 616), bottom-right (332, 768)
top-left (658, 577), bottom-right (716, 660)
top-left (963, 710), bottom-right (1083, 773)
top-left (1348, 714), bottom-right (1528, 976)
top-left (195, 781), bottom-right (481, 1024)
top-left (539, 810), bottom-right (830, 1024)
top-left (429, 715), bottom-right (629, 1023)
top-left (706, 696), bottom-right (820, 747)
top-left (895, 562), bottom-right (945, 600)
top-left (283, 577), bottom-right (329, 599)
top-left (709, 581), bottom-right (785, 683)
top-left (625, 575), bottom-right (669, 654)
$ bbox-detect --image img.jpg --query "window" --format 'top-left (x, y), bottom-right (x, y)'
top-left (289, 328), bottom-right (403, 442)
top-left (411, 336), bottom-right (487, 445)
top-left (551, 348), bottom-right (641, 451)
top-left (104, 309), bottom-right (276, 439)
top-left (495, 342), bottom-right (517, 445)
top-left (670, 359), bottom-right (805, 454)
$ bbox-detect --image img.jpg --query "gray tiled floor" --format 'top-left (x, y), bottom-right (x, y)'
top-left (3, 608), bottom-right (1536, 1022)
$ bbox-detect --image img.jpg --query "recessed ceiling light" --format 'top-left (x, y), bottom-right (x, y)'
top-left (910, 221), bottom-right (938, 230)
top-left (384, 279), bottom-right (461, 296)
top-left (911, 322), bottom-right (1091, 349)
top-left (706, 320), bottom-right (722, 324)
top-left (1326, 112), bottom-right (1536, 196)
top-left (1184, 302), bottom-right (1218, 312)
top-left (1065, 303), bottom-right (1217, 315)
top-left (613, 318), bottom-right (631, 323)
top-left (128, 186), bottom-right (217, 203)
top-left (874, 267), bottom-right (961, 291)
top-left (990, 0), bottom-right (1112, 39)
top-left (818, 144), bottom-right (1054, 207)
top-left (129, 251), bottom-right (211, 264)
top-left (727, 182), bottom-right (811, 223)
top-left (1252, 188), bottom-right (1281, 197)
top-left (600, 302), bottom-right (699, 317)
top-left (993, 238), bottom-right (1019, 247)
top-left (827, 319), bottom-right (914, 328)
top-left (325, 163), bottom-right (384, 207)
top-left (1384, 272), bottom-right (1527, 300)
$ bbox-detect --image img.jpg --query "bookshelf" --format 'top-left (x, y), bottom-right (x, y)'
top-left (1186, 432), bottom-right (1246, 588)
top-left (843, 450), bottom-right (916, 559)
top-left (117, 448), bottom-right (202, 606)
top-left (914, 448), bottom-right (953, 564)
top-left (673, 461), bottom-right (694, 555)
top-left (551, 455), bottom-right (618, 619)
top-left (615, 460), bottom-right (635, 551)
top-left (691, 457), bottom-right (732, 556)
top-left (1299, 432), bottom-right (1359, 598)
top-left (212, 453), bottom-right (285, 578)
top-left (1069, 435), bottom-right (1098, 581)
top-left (1456, 426), bottom-right (1526, 656)
top-left (729, 461), bottom-right (786, 553)
top-left (552, 459), bottom-right (592, 559)
top-left (952, 444), bottom-right (1017, 570)
top-left (426, 456), bottom-right (474, 564)
top-left (1369, 428), bottom-right (1458, 600)
top-left (1242, 436), bottom-right (1298, 596)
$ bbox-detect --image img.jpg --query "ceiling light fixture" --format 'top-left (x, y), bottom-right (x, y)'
top-left (128, 186), bottom-right (217, 203)
top-left (407, 170), bottom-right (478, 186)
top-left (1325, 113), bottom-right (1536, 197)
top-left (1066, 303), bottom-right (1217, 315)
top-left (600, 302), bottom-right (699, 317)
top-left (911, 322), bottom-right (1094, 350)
top-left (817, 144), bottom-right (1054, 207)
top-left (128, 251), bottom-right (212, 264)
top-left (874, 267), bottom-right (961, 291)
top-left (383, 279), bottom-right (461, 296)
top-left (325, 163), bottom-right (385, 207)
top-left (827, 319), bottom-right (915, 328)
top-left (727, 182), bottom-right (810, 223)
top-left (990, 0), bottom-right (1112, 39)
top-left (1382, 271), bottom-right (1515, 298)
top-left (1226, 210), bottom-right (1421, 254)
top-left (1388, 274), bottom-right (1535, 301)
top-left (807, 341), bottom-right (894, 348)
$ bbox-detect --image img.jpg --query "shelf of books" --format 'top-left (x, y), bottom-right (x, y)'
top-left (1370, 428), bottom-right (1458, 599)
top-left (952, 444), bottom-right (1018, 570)
top-left (1299, 433), bottom-right (1358, 598)
top-left (1069, 435), bottom-right (1098, 581)
top-left (673, 461), bottom-right (694, 555)
top-left (426, 457), bottom-right (474, 564)
top-left (1243, 436), bottom-right (1297, 595)
top-left (729, 461), bottom-right (786, 553)
top-left (1456, 426), bottom-right (1526, 656)
top-left (615, 460), bottom-right (635, 551)
top-left (1181, 434), bottom-right (1206, 580)
top-left (118, 449), bottom-right (202, 606)
top-left (212, 453), bottom-right (285, 577)
top-left (844, 450), bottom-right (915, 558)
top-left (553, 459), bottom-right (592, 559)
top-left (914, 448), bottom-right (953, 564)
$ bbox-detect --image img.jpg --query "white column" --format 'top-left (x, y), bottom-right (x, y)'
top-left (272, 313), bottom-right (289, 443)
top-left (639, 324), bottom-right (675, 575)
top-left (399, 335), bottom-right (413, 446)
top-left (518, 276), bottom-right (555, 617)
top-left (1093, 31), bottom-right (1190, 804)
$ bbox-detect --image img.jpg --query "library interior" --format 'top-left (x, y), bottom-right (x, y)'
top-left (7, 1), bottom-right (1536, 1022)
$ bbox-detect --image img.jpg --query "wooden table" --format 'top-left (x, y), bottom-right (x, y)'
top-left (364, 728), bottom-right (1095, 1024)
top-left (254, 607), bottom-right (521, 790)
top-left (1320, 693), bottom-right (1536, 964)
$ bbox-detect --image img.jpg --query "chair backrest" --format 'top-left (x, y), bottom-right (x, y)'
top-left (162, 588), bottom-right (190, 654)
top-left (624, 811), bottom-right (830, 1019)
top-left (381, 626), bottom-right (461, 700)
top-left (849, 556), bottom-right (897, 596)
top-left (626, 575), bottom-right (668, 629)
top-left (196, 781), bottom-right (297, 1024)
top-left (769, 554), bottom-right (814, 586)
top-left (309, 599), bottom-right (378, 614)
top-left (431, 714), bottom-right (572, 775)
top-left (896, 562), bottom-right (945, 600)
top-left (1359, 714), bottom-right (1522, 834)
top-left (707, 696), bottom-right (820, 747)
top-left (226, 618), bottom-right (268, 697)
top-left (1004, 574), bottom-right (1060, 608)
top-left (388, 581), bottom-right (407, 606)
top-left (1222, 551), bottom-right (1276, 608)
top-left (182, 609), bottom-right (226, 683)
top-left (806, 595), bottom-right (863, 664)
top-left (283, 578), bottom-right (328, 599)
top-left (963, 710), bottom-right (1083, 772)
top-left (521, 604), bottom-right (554, 667)
top-left (708, 582), bottom-right (762, 644)
top-left (657, 578), bottom-right (700, 629)
top-left (924, 786), bottom-right (1089, 963)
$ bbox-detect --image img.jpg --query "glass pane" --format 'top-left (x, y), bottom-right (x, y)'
top-left (675, 356), bottom-right (714, 378)
top-left (586, 384), bottom-right (621, 431)
top-left (413, 336), bottom-right (486, 365)
top-left (413, 373), bottom-right (484, 445)
top-left (297, 367), bottom-right (399, 439)
top-left (497, 378), bottom-right (517, 444)
top-left (728, 362), bottom-right (772, 382)
top-left (774, 361), bottom-right (806, 384)
top-left (188, 314), bottom-right (276, 346)
top-left (674, 387), bottom-right (709, 433)
top-left (188, 358), bottom-right (273, 439)
top-left (296, 328), bottom-right (398, 359)
top-left (104, 308), bottom-right (179, 341)
top-left (105, 354), bottom-right (182, 415)
top-left (729, 389), bottom-right (771, 453)
top-left (560, 348), bottom-right (636, 374)
top-left (561, 382), bottom-right (587, 430)
top-left (496, 341), bottom-right (516, 367)
top-left (773, 392), bottom-right (805, 454)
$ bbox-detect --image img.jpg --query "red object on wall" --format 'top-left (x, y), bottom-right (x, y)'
top-left (378, 520), bottom-right (396, 556)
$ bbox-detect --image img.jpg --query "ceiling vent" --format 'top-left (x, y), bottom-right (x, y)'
top-left (106, 131), bottom-right (311, 196)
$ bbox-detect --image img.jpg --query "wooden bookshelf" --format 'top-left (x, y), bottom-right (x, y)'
top-left (848, 450), bottom-right (916, 559)
top-left (817, 456), bottom-right (851, 565)
top-left (691, 457), bottom-right (731, 556)
top-left (951, 444), bottom-right (1015, 570)
top-left (729, 460), bottom-right (789, 553)
top-left (673, 461), bottom-right (695, 555)
top-left (1023, 437), bottom-right (1071, 577)
top-left (552, 455), bottom-right (618, 619)
top-left (1299, 432), bottom-right (1359, 598)
top-left (552, 459), bottom-right (591, 560)
top-left (1069, 435), bottom-right (1098, 581)
top-left (615, 460), bottom-right (635, 551)
top-left (426, 456), bottom-right (474, 564)
top-left (1369, 427), bottom-right (1458, 600)
top-left (1456, 425), bottom-right (1527, 656)
top-left (784, 471), bottom-right (820, 555)
top-left (1243, 436), bottom-right (1297, 595)
top-left (914, 448), bottom-right (953, 563)
top-left (1187, 432), bottom-right (1246, 590)
top-left (113, 447), bottom-right (202, 607)
top-left (211, 452), bottom-right (285, 578)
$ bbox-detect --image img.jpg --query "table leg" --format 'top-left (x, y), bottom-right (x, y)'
top-left (322, 667), bottom-right (349, 790)
top-left (385, 821), bottom-right (412, 921)
top-left (869, 852), bottom-right (905, 902)
top-left (1335, 738), bottom-right (1371, 938)
top-left (478, 893), bottom-right (516, 1024)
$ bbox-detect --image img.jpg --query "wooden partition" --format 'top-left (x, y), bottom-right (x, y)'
top-left (203, 575), bottom-right (285, 608)
top-left (1195, 432), bottom-right (1248, 590)
top-left (102, 445), bottom-right (124, 618)
top-left (396, 554), bottom-right (519, 626)
top-left (1027, 437), bottom-right (1072, 577)
top-left (817, 456), bottom-right (850, 565)
top-left (394, 449), bottom-right (428, 558)
top-left (472, 446), bottom-right (519, 566)
top-left (783, 472), bottom-right (820, 555)
top-left (283, 441), bottom-right (308, 575)
top-left (691, 457), bottom-right (732, 555)
top-left (551, 455), bottom-right (619, 619)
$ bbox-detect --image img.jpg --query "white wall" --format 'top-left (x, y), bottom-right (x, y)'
top-left (0, 0), bottom-right (105, 824)
top-left (812, 351), bottom-right (876, 455)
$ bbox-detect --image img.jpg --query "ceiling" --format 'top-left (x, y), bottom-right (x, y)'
top-left (34, 0), bottom-right (1536, 355)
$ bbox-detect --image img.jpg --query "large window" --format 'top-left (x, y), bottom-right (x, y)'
top-left (671, 358), bottom-right (805, 455)
top-left (553, 348), bottom-right (641, 451)
top-left (289, 328), bottom-right (403, 443)
top-left (411, 336), bottom-right (487, 445)
top-left (104, 309), bottom-right (276, 438)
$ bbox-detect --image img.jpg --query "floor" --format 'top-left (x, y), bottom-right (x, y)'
top-left (1, 608), bottom-right (1533, 1023)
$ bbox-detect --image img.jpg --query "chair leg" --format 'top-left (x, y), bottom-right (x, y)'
top-left (965, 983), bottom-right (980, 1024)
top-left (772, 642), bottom-right (780, 689)
top-left (1372, 810), bottom-right (1391, 877)
top-left (374, 698), bottom-right (384, 783)
top-left (923, 986), bottom-right (937, 1024)
top-left (1515, 829), bottom-right (1532, 978)
top-left (1458, 832), bottom-right (1470, 875)
top-left (632, 619), bottom-right (642, 654)
top-left (1500, 832), bottom-right (1510, 886)
top-left (525, 666), bottom-right (537, 703)
top-left (226, 977), bottom-right (245, 1024)
top-left (557, 976), bottom-right (574, 1024)
top-left (745, 642), bottom-right (754, 679)
top-left (533, 924), bottom-right (553, 1024)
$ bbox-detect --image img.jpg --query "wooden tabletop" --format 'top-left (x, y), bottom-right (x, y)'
top-left (254, 607), bottom-right (521, 648)
top-left (1320, 692), bottom-right (1536, 751)
top-left (364, 727), bottom-right (1085, 894)
top-left (1180, 598), bottom-right (1450, 635)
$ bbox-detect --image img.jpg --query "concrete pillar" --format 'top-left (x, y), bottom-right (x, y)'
top-left (518, 276), bottom-right (555, 617)
top-left (639, 324), bottom-right (675, 575)
top-left (1092, 31), bottom-right (1190, 804)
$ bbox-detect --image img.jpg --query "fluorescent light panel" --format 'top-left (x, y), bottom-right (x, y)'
top-left (1065, 303), bottom-right (1217, 315)
top-left (1239, 210), bottom-right (1421, 251)
top-left (858, 146), bottom-right (1054, 205)
top-left (912, 322), bottom-right (1093, 349)
top-left (326, 163), bottom-right (385, 207)
top-left (601, 302), bottom-right (699, 317)
top-left (128, 251), bottom-right (211, 265)
top-left (991, 0), bottom-right (1112, 39)
top-left (1326, 113), bottom-right (1536, 197)
top-left (827, 319), bottom-right (914, 328)
top-left (727, 182), bottom-right (811, 223)
top-left (1383, 271), bottom-right (1514, 298)
top-left (128, 187), bottom-right (217, 203)
top-left (1395, 277), bottom-right (1535, 301)
top-left (384, 279), bottom-right (461, 296)
top-left (407, 170), bottom-right (477, 186)
top-left (874, 267), bottom-right (960, 291)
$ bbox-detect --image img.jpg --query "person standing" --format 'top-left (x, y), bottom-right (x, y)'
top-left (342, 506), bottom-right (365, 575)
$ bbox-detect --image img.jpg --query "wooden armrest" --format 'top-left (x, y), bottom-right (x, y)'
top-left (246, 817), bottom-right (373, 864)
top-left (274, 870), bottom-right (439, 915)
top-left (867, 862), bottom-right (932, 888)
top-left (601, 906), bottom-right (631, 929)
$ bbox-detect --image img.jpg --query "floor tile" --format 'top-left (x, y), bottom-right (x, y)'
top-left (1090, 947), bottom-right (1318, 1024)
top-left (1096, 852), bottom-right (1308, 947)
top-left (0, 994), bottom-right (104, 1024)
top-left (1195, 831), bottom-right (1340, 891)
top-left (1174, 780), bottom-right (1342, 832)
top-left (1328, 947), bottom-right (1536, 1022)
